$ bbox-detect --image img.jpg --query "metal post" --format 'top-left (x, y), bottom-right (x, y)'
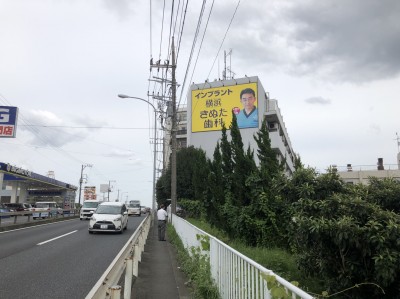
top-left (117, 94), bottom-right (158, 213)
top-left (78, 164), bottom-right (92, 207)
top-left (108, 181), bottom-right (111, 201)
top-left (78, 165), bottom-right (84, 207)
top-left (152, 107), bottom-right (157, 212)
top-left (171, 36), bottom-right (177, 215)
top-left (107, 180), bottom-right (115, 201)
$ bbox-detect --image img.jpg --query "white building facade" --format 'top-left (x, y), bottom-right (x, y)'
top-left (335, 155), bottom-right (400, 184)
top-left (185, 76), bottom-right (296, 174)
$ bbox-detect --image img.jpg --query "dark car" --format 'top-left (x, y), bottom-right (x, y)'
top-left (4, 203), bottom-right (32, 215)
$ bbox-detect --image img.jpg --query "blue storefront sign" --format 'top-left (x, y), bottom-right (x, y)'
top-left (0, 106), bottom-right (18, 138)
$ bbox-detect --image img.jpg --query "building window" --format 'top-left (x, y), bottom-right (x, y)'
top-left (178, 112), bottom-right (187, 122)
top-left (177, 139), bottom-right (187, 148)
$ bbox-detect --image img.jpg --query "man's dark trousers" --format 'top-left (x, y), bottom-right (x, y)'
top-left (158, 220), bottom-right (166, 241)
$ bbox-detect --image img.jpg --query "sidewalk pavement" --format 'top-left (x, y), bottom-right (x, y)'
top-left (131, 218), bottom-right (193, 299)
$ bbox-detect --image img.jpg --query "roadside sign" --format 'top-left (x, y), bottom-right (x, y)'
top-left (0, 106), bottom-right (18, 138)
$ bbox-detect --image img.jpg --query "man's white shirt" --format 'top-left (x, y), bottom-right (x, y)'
top-left (157, 209), bottom-right (167, 221)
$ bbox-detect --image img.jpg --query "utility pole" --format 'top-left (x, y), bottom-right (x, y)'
top-left (171, 36), bottom-right (177, 215)
top-left (78, 164), bottom-right (92, 207)
top-left (149, 37), bottom-right (177, 215)
top-left (107, 180), bottom-right (116, 201)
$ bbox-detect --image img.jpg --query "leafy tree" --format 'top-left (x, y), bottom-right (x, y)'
top-left (314, 166), bottom-right (347, 199)
top-left (156, 146), bottom-right (209, 204)
top-left (366, 177), bottom-right (400, 213)
top-left (156, 169), bottom-right (171, 205)
top-left (291, 194), bottom-right (400, 298)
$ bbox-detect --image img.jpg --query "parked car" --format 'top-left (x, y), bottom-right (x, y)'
top-left (0, 204), bottom-right (11, 218)
top-left (4, 203), bottom-right (32, 215)
top-left (32, 201), bottom-right (60, 219)
top-left (88, 202), bottom-right (128, 234)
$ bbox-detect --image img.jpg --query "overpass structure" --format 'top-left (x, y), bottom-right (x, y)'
top-left (0, 162), bottom-right (77, 209)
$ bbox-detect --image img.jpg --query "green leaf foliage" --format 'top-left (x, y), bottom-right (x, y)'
top-left (291, 194), bottom-right (400, 298)
top-left (157, 111), bottom-right (400, 299)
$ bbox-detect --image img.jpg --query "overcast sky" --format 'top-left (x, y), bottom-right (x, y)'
top-left (1, 0), bottom-right (399, 207)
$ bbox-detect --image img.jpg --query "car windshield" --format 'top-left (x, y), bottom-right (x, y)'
top-left (96, 205), bottom-right (121, 214)
top-left (36, 203), bottom-right (51, 208)
top-left (128, 204), bottom-right (140, 208)
top-left (83, 202), bottom-right (99, 208)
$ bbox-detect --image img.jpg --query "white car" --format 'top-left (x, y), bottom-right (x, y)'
top-left (80, 200), bottom-right (103, 220)
top-left (127, 201), bottom-right (141, 216)
top-left (88, 202), bottom-right (128, 234)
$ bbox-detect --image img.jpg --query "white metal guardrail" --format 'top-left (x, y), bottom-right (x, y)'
top-left (170, 215), bottom-right (314, 299)
top-left (85, 214), bottom-right (151, 299)
top-left (0, 210), bottom-right (79, 226)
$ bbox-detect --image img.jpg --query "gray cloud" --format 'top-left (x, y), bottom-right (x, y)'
top-left (284, 0), bottom-right (400, 82)
top-left (101, 0), bottom-right (135, 20)
top-left (203, 0), bottom-right (400, 83)
top-left (19, 110), bottom-right (90, 147)
top-left (305, 96), bottom-right (331, 105)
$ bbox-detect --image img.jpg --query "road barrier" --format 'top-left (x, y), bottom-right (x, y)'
top-left (0, 209), bottom-right (79, 230)
top-left (171, 215), bottom-right (314, 299)
top-left (85, 214), bottom-right (151, 299)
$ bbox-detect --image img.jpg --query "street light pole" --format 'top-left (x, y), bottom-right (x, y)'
top-left (118, 94), bottom-right (157, 213)
top-left (121, 192), bottom-right (128, 203)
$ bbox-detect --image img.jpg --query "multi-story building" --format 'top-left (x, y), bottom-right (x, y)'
top-left (334, 156), bottom-right (400, 184)
top-left (164, 76), bottom-right (296, 175)
top-left (163, 107), bottom-right (188, 170)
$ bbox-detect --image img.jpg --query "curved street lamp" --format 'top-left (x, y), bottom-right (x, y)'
top-left (118, 94), bottom-right (157, 213)
top-left (121, 192), bottom-right (128, 203)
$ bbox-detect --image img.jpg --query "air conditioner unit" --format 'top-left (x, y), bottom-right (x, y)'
top-left (269, 122), bottom-right (277, 129)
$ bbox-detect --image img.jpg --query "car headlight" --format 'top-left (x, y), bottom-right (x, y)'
top-left (114, 216), bottom-right (122, 221)
top-left (90, 216), bottom-right (96, 221)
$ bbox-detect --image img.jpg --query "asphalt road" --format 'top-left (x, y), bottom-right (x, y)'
top-left (0, 215), bottom-right (147, 299)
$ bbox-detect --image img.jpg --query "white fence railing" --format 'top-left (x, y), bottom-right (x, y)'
top-left (85, 214), bottom-right (151, 299)
top-left (170, 214), bottom-right (314, 299)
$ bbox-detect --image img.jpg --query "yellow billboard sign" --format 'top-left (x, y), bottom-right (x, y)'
top-left (191, 82), bottom-right (258, 132)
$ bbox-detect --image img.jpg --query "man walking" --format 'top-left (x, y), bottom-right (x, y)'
top-left (157, 204), bottom-right (168, 241)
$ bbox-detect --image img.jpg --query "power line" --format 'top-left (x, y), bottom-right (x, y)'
top-left (18, 125), bottom-right (155, 130)
top-left (207, 0), bottom-right (241, 79)
top-left (179, 0), bottom-right (215, 108)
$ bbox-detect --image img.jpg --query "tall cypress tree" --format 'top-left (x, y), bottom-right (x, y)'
top-left (254, 117), bottom-right (281, 188)
top-left (230, 112), bottom-right (257, 206)
top-left (204, 143), bottom-right (225, 227)
top-left (220, 124), bottom-right (233, 191)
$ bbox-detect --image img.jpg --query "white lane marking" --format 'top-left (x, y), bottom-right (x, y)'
top-left (37, 230), bottom-right (77, 245)
top-left (0, 218), bottom-right (78, 234)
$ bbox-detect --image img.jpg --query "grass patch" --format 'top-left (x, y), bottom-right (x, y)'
top-left (186, 218), bottom-right (326, 296)
top-left (167, 223), bottom-right (221, 299)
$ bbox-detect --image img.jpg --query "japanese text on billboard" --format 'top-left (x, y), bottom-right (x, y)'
top-left (191, 82), bottom-right (258, 132)
top-left (0, 106), bottom-right (18, 138)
